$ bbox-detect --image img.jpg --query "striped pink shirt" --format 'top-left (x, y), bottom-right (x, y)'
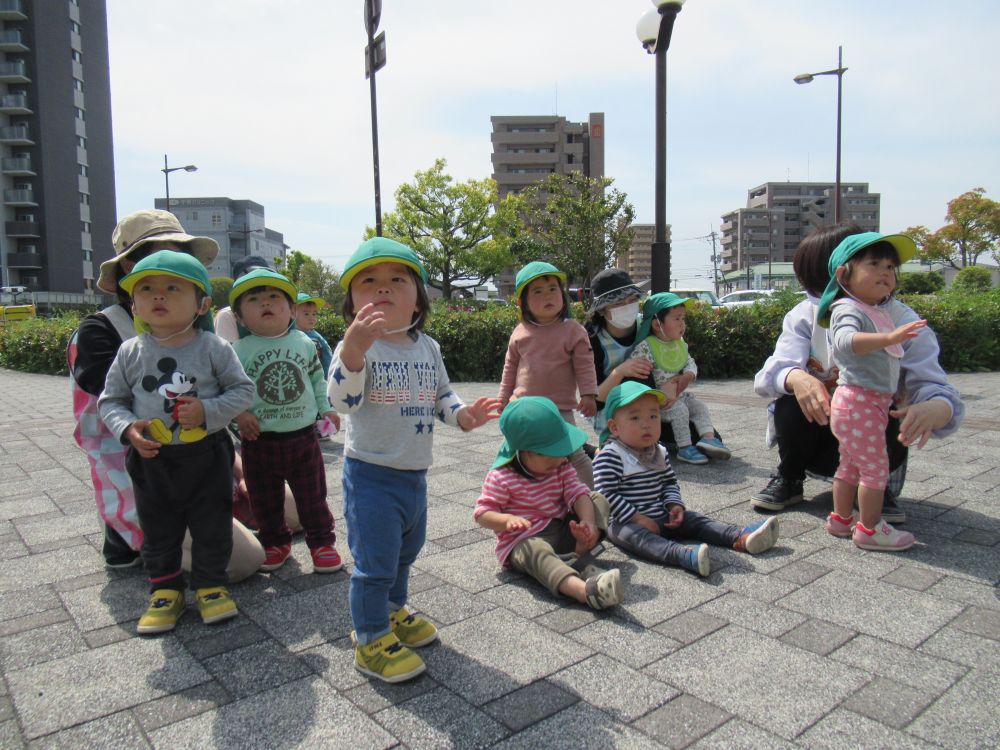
top-left (474, 462), bottom-right (591, 567)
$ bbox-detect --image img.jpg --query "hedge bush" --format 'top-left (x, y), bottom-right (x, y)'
top-left (3, 290), bottom-right (999, 378)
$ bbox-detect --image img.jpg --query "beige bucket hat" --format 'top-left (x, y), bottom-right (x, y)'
top-left (97, 209), bottom-right (219, 294)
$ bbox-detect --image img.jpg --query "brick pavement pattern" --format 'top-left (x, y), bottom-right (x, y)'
top-left (0, 368), bottom-right (997, 748)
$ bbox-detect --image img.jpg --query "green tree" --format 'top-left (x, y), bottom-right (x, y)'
top-left (368, 159), bottom-right (525, 299)
top-left (906, 188), bottom-right (1000, 269)
top-left (283, 250), bottom-right (345, 310)
top-left (951, 266), bottom-right (993, 293)
top-left (518, 172), bottom-right (635, 286)
top-left (896, 271), bottom-right (944, 295)
top-left (209, 277), bottom-right (233, 310)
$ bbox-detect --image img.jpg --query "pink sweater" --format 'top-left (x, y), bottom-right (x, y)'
top-left (474, 462), bottom-right (591, 567)
top-left (498, 319), bottom-right (598, 411)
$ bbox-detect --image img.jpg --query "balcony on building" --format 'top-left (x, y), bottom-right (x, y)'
top-left (491, 130), bottom-right (560, 147)
top-left (1, 156), bottom-right (33, 175)
top-left (0, 124), bottom-right (32, 144)
top-left (0, 0), bottom-right (27, 21)
top-left (0, 93), bottom-right (30, 114)
top-left (5, 219), bottom-right (40, 237)
top-left (4, 188), bottom-right (36, 206)
top-left (0, 60), bottom-right (30, 83)
top-left (0, 29), bottom-right (28, 52)
top-left (6, 250), bottom-right (41, 268)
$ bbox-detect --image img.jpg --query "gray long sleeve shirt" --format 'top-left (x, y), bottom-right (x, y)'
top-left (830, 299), bottom-right (901, 394)
top-left (99, 330), bottom-right (254, 444)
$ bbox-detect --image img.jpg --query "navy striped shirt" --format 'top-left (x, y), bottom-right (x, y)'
top-left (592, 440), bottom-right (684, 524)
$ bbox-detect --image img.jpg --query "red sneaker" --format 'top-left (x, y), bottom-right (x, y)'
top-left (260, 544), bottom-right (292, 572)
top-left (311, 545), bottom-right (343, 573)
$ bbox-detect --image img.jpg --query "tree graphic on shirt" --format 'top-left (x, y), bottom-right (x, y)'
top-left (259, 361), bottom-right (305, 405)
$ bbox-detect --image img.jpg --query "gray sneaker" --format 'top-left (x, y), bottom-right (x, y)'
top-left (751, 475), bottom-right (804, 511)
top-left (881, 493), bottom-right (906, 524)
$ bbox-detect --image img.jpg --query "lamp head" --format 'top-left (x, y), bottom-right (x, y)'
top-left (635, 8), bottom-right (660, 50)
top-left (652, 0), bottom-right (687, 8)
top-left (183, 165), bottom-right (198, 172)
top-left (793, 74), bottom-right (814, 84)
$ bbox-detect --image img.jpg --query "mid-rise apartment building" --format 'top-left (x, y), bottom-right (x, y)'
top-left (617, 223), bottom-right (672, 284)
top-left (155, 197), bottom-right (285, 277)
top-left (490, 113), bottom-right (604, 295)
top-left (719, 181), bottom-right (880, 277)
top-left (0, 0), bottom-right (116, 295)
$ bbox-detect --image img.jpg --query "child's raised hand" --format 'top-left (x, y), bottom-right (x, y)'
top-left (234, 411), bottom-right (261, 441)
top-left (505, 515), bottom-right (531, 532)
top-left (569, 519), bottom-right (599, 555)
top-left (577, 394), bottom-right (597, 418)
top-left (342, 303), bottom-right (387, 358)
top-left (662, 503), bottom-right (685, 529)
top-left (175, 396), bottom-right (205, 429)
top-left (458, 397), bottom-right (503, 431)
top-left (126, 420), bottom-right (161, 458)
top-left (887, 319), bottom-right (927, 346)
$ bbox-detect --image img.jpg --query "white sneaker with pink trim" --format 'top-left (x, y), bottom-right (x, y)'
top-left (852, 520), bottom-right (915, 552)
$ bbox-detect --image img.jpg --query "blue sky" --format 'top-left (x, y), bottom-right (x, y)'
top-left (106, 0), bottom-right (1000, 288)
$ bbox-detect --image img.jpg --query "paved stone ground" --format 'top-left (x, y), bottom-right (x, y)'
top-left (1, 368), bottom-right (998, 749)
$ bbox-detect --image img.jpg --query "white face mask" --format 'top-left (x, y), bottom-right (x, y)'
top-left (606, 302), bottom-right (639, 329)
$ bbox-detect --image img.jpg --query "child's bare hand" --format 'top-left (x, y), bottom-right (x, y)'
top-left (505, 515), bottom-right (531, 532)
top-left (569, 520), bottom-right (599, 555)
top-left (235, 411), bottom-right (261, 440)
top-left (323, 411), bottom-right (341, 432)
top-left (175, 396), bottom-right (205, 429)
top-left (662, 504), bottom-right (685, 529)
top-left (343, 303), bottom-right (387, 354)
top-left (887, 319), bottom-right (927, 346)
top-left (577, 394), bottom-right (597, 418)
top-left (632, 514), bottom-right (661, 534)
top-left (672, 372), bottom-right (694, 396)
top-left (126, 420), bottom-right (161, 458)
top-left (458, 397), bottom-right (503, 431)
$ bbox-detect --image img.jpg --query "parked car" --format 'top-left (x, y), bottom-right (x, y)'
top-left (670, 288), bottom-right (722, 307)
top-left (719, 289), bottom-right (777, 307)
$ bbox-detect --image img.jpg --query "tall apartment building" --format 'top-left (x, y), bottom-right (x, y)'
top-left (719, 181), bottom-right (880, 277)
top-left (616, 223), bottom-right (671, 284)
top-left (490, 113), bottom-right (605, 295)
top-left (155, 197), bottom-right (285, 278)
top-left (0, 0), bottom-right (116, 295)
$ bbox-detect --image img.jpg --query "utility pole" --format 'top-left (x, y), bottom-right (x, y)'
top-left (767, 211), bottom-right (773, 288)
top-left (744, 230), bottom-right (752, 291)
top-left (707, 230), bottom-right (720, 297)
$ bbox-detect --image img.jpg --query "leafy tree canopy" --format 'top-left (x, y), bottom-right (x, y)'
top-left (366, 159), bottom-right (525, 299)
top-left (518, 172), bottom-right (636, 286)
top-left (282, 250), bottom-right (345, 310)
top-left (905, 187), bottom-right (1000, 269)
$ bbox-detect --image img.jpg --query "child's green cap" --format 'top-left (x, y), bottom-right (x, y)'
top-left (600, 382), bottom-right (666, 446)
top-left (340, 237), bottom-right (428, 290)
top-left (295, 291), bottom-right (326, 309)
top-left (816, 232), bottom-right (916, 328)
top-left (492, 396), bottom-right (588, 470)
top-left (229, 268), bottom-right (298, 308)
top-left (635, 292), bottom-right (697, 342)
top-left (120, 249), bottom-right (211, 297)
top-left (514, 261), bottom-right (566, 299)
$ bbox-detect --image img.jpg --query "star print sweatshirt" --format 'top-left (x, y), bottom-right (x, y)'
top-left (328, 333), bottom-right (466, 471)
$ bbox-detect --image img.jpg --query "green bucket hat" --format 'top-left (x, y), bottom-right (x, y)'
top-left (492, 396), bottom-right (588, 470)
top-left (119, 249), bottom-right (214, 334)
top-left (600, 382), bottom-right (666, 446)
top-left (816, 232), bottom-right (916, 327)
top-left (295, 291), bottom-right (326, 309)
top-left (514, 261), bottom-right (567, 299)
top-left (340, 237), bottom-right (428, 290)
top-left (635, 292), bottom-right (697, 342)
top-left (228, 268), bottom-right (298, 309)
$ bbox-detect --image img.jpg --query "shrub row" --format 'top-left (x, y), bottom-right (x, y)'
top-left (4, 290), bottom-right (999, 379)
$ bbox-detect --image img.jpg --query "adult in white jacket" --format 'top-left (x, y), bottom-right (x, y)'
top-left (751, 224), bottom-right (963, 519)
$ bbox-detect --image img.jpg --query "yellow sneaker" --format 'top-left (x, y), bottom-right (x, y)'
top-left (354, 632), bottom-right (426, 683)
top-left (390, 606), bottom-right (439, 647)
top-left (146, 419), bottom-right (172, 444)
top-left (137, 589), bottom-right (185, 634)
top-left (195, 586), bottom-right (238, 625)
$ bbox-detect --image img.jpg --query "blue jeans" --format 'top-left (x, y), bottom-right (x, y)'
top-left (343, 457), bottom-right (427, 645)
top-left (607, 509), bottom-right (740, 568)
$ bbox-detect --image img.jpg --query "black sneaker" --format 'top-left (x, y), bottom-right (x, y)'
top-left (881, 493), bottom-right (906, 524)
top-left (751, 475), bottom-right (804, 511)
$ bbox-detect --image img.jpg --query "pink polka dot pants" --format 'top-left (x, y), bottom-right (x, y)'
top-left (830, 384), bottom-right (893, 491)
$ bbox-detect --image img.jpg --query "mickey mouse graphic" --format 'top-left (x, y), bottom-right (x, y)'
top-left (142, 357), bottom-right (208, 444)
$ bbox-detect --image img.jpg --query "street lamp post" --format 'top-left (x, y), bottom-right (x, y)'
top-left (636, 0), bottom-right (687, 294)
top-left (794, 46), bottom-right (847, 224)
top-left (364, 0), bottom-right (387, 237)
top-left (161, 154), bottom-right (197, 214)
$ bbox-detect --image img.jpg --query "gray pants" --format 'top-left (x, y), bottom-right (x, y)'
top-left (508, 493), bottom-right (609, 596)
top-left (663, 393), bottom-right (713, 448)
